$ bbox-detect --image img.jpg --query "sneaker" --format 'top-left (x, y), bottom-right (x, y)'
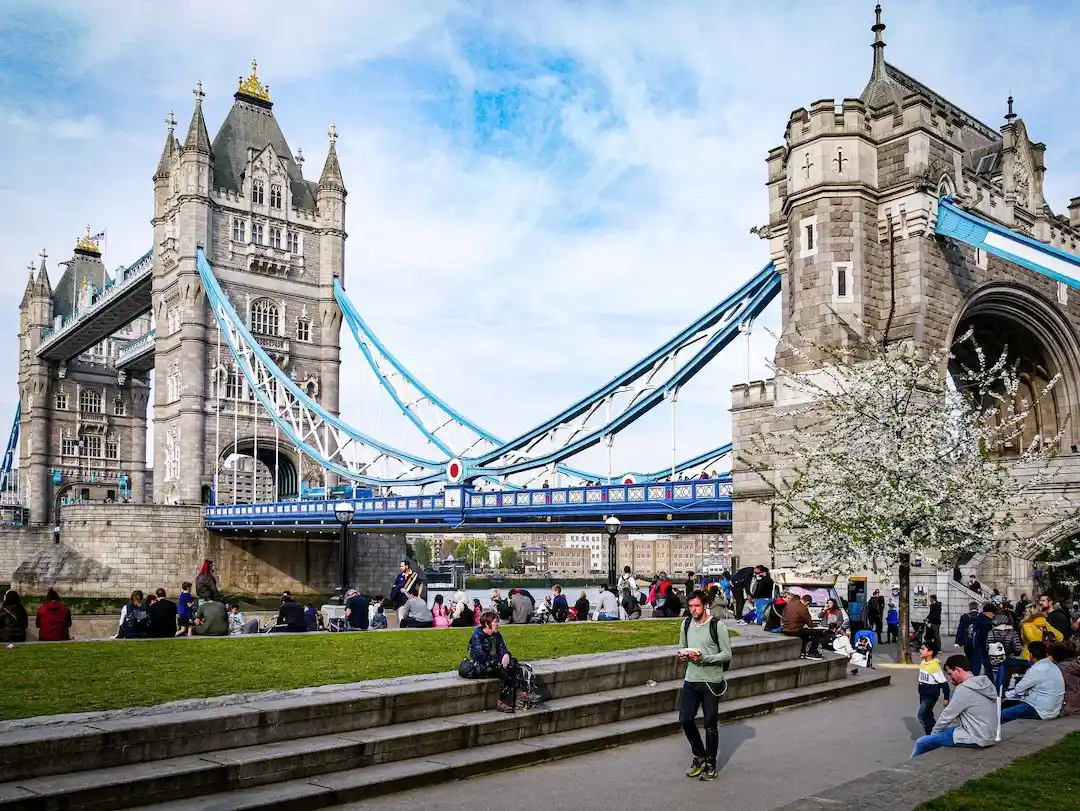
top-left (699, 763), bottom-right (719, 781)
top-left (685, 757), bottom-right (705, 778)
top-left (496, 700), bottom-right (515, 713)
top-left (805, 652), bottom-right (825, 660)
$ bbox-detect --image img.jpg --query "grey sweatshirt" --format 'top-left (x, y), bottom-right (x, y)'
top-left (931, 674), bottom-right (998, 747)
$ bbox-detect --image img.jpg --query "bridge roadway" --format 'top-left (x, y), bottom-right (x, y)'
top-left (36, 250), bottom-right (153, 362)
top-left (203, 476), bottom-right (733, 534)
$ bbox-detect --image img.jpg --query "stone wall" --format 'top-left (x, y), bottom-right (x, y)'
top-left (0, 525), bottom-right (54, 585)
top-left (206, 531), bottom-right (405, 598)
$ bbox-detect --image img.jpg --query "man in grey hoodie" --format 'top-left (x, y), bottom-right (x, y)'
top-left (912, 654), bottom-right (999, 757)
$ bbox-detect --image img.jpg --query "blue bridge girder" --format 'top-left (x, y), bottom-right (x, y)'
top-left (203, 476), bottom-right (733, 534)
top-left (36, 250), bottom-right (153, 362)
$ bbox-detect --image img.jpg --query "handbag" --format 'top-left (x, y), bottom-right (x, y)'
top-left (458, 658), bottom-right (478, 678)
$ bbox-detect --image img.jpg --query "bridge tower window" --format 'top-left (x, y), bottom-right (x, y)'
top-left (61, 437), bottom-right (78, 456)
top-left (225, 365), bottom-right (243, 401)
top-left (105, 437), bottom-right (119, 460)
top-left (55, 391), bottom-right (68, 410)
top-left (252, 181), bottom-right (265, 205)
top-left (232, 218), bottom-right (247, 243)
top-left (252, 223), bottom-right (264, 245)
top-left (167, 306), bottom-right (182, 335)
top-left (296, 317), bottom-right (311, 343)
top-left (84, 435), bottom-right (102, 458)
top-left (113, 398), bottom-right (126, 416)
top-left (270, 184), bottom-right (282, 209)
top-left (79, 389), bottom-right (102, 414)
top-left (269, 227), bottom-right (281, 249)
top-left (250, 298), bottom-right (280, 336)
top-left (287, 231), bottom-right (299, 253)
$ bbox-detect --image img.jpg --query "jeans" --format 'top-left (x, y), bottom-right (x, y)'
top-left (917, 693), bottom-right (939, 736)
top-left (972, 654), bottom-right (993, 679)
top-left (911, 726), bottom-right (981, 757)
top-left (680, 681), bottom-right (721, 765)
top-left (1000, 701), bottom-right (1040, 724)
top-left (754, 598), bottom-right (770, 625)
top-left (597, 612), bottom-right (619, 621)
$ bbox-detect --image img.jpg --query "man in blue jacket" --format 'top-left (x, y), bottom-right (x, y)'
top-left (954, 601), bottom-right (980, 664)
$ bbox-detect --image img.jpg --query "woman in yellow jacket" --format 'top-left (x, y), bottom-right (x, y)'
top-left (1020, 606), bottom-right (1063, 660)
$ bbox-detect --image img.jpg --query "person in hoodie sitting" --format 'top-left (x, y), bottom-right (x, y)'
top-left (912, 654), bottom-right (999, 757)
top-left (34, 588), bottom-right (72, 642)
top-left (1001, 641), bottom-right (1065, 723)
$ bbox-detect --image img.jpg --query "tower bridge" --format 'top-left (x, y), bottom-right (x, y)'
top-left (4, 8), bottom-right (1080, 599)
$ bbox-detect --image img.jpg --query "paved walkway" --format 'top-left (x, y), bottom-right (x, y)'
top-left (335, 638), bottom-right (924, 811)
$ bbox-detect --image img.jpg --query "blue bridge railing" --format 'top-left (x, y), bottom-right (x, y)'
top-left (204, 477), bottom-right (733, 531)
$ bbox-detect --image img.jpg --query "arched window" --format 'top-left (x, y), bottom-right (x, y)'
top-left (250, 299), bottom-right (280, 336)
top-left (79, 388), bottom-right (102, 414)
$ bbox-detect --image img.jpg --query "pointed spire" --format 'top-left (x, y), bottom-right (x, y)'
top-left (155, 111), bottom-right (178, 180)
top-left (296, 147), bottom-right (305, 172)
top-left (1005, 95), bottom-right (1017, 122)
top-left (871, 4), bottom-right (887, 80)
top-left (183, 80), bottom-right (213, 156)
top-left (318, 123), bottom-right (346, 194)
top-left (37, 249), bottom-right (52, 295)
top-left (21, 260), bottom-right (37, 307)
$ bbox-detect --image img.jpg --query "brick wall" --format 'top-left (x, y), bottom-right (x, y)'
top-left (0, 525), bottom-right (54, 585)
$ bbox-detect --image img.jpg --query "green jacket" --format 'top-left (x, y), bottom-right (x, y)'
top-left (679, 617), bottom-right (732, 684)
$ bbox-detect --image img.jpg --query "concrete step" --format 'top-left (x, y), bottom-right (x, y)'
top-left (0, 655), bottom-right (848, 811)
top-left (121, 671), bottom-right (893, 811)
top-left (0, 635), bottom-right (803, 782)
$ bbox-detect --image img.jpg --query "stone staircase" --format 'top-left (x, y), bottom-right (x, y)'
top-left (0, 634), bottom-right (889, 811)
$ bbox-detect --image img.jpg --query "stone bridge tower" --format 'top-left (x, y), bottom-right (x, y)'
top-left (731, 6), bottom-right (1080, 591)
top-left (151, 62), bottom-right (344, 505)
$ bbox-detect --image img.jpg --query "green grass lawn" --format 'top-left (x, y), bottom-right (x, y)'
top-left (0, 620), bottom-right (690, 721)
top-left (917, 731), bottom-right (1080, 811)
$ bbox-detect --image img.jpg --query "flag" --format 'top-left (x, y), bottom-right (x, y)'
top-left (91, 230), bottom-right (106, 242)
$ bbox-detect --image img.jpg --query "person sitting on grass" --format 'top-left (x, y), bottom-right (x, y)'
top-left (621, 587), bottom-right (642, 620)
top-left (400, 586), bottom-right (433, 629)
top-left (370, 602), bottom-right (388, 629)
top-left (1001, 641), bottom-right (1064, 723)
top-left (117, 590), bottom-right (151, 639)
top-left (188, 598), bottom-right (229, 637)
top-left (462, 610), bottom-right (539, 713)
top-left (911, 655), bottom-right (997, 757)
top-left (344, 589), bottom-right (370, 631)
top-left (1050, 644), bottom-right (1080, 717)
top-left (268, 591), bottom-right (307, 633)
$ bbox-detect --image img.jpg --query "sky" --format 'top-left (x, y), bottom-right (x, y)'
top-left (2, 0), bottom-right (1080, 481)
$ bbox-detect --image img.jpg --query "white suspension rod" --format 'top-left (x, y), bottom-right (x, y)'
top-left (253, 381), bottom-right (259, 503)
top-left (232, 362), bottom-right (238, 504)
top-left (214, 329), bottom-right (221, 504)
top-left (670, 389), bottom-right (678, 481)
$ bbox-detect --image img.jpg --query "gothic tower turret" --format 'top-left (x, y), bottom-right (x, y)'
top-left (315, 126), bottom-right (346, 437)
top-left (17, 250), bottom-right (55, 522)
top-left (152, 82), bottom-right (213, 503)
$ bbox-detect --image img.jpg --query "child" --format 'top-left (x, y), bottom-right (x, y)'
top-left (916, 640), bottom-right (950, 735)
top-left (370, 603), bottom-right (388, 629)
top-left (850, 633), bottom-right (873, 673)
top-left (175, 581), bottom-right (196, 637)
top-left (886, 602), bottom-right (899, 644)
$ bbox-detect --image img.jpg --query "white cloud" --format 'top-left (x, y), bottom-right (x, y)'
top-left (3, 1), bottom-right (1080, 482)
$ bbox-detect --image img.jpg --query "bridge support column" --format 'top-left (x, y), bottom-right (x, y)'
top-left (350, 532), bottom-right (407, 598)
top-left (130, 417), bottom-right (147, 504)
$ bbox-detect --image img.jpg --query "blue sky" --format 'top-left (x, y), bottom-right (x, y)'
top-left (2, 1), bottom-right (1080, 475)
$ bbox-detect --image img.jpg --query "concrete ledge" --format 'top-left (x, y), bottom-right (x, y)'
top-left (784, 714), bottom-right (1080, 811)
top-left (119, 672), bottom-right (892, 811)
top-left (0, 636), bottom-right (800, 781)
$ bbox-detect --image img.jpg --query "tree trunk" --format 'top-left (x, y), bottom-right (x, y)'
top-left (897, 553), bottom-right (912, 665)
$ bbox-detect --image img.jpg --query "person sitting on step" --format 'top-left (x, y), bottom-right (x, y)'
top-left (400, 586), bottom-right (434, 628)
top-left (781, 593), bottom-right (825, 659)
top-left (463, 610), bottom-right (539, 712)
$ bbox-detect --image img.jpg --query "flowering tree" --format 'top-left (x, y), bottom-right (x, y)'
top-left (739, 330), bottom-right (1074, 663)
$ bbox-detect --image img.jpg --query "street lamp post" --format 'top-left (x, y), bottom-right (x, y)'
top-left (605, 515), bottom-right (621, 588)
top-left (332, 500), bottom-right (356, 604)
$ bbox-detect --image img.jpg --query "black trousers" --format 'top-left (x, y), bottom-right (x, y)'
top-left (481, 658), bottom-right (525, 703)
top-left (784, 628), bottom-right (824, 656)
top-left (680, 681), bottom-right (721, 764)
top-left (868, 614), bottom-right (883, 638)
top-left (733, 588), bottom-right (746, 619)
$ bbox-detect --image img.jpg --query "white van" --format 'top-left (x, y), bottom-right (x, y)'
top-left (771, 570), bottom-right (842, 624)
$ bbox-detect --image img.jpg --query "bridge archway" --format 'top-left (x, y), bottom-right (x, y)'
top-left (216, 439), bottom-right (300, 504)
top-left (948, 283), bottom-right (1080, 452)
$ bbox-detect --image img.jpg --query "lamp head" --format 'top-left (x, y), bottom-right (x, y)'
top-left (334, 500), bottom-right (356, 525)
top-left (604, 515), bottom-right (621, 535)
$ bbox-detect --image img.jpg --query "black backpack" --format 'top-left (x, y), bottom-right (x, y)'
top-left (682, 616), bottom-right (730, 672)
top-left (121, 603), bottom-right (151, 637)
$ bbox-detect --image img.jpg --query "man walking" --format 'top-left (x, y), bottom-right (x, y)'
top-left (678, 590), bottom-right (732, 782)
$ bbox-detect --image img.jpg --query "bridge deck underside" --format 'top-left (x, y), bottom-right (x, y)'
top-left (37, 278), bottom-right (151, 361)
top-left (116, 344), bottom-right (155, 373)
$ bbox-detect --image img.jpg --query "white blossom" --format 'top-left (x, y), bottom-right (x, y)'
top-left (740, 328), bottom-right (1078, 661)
